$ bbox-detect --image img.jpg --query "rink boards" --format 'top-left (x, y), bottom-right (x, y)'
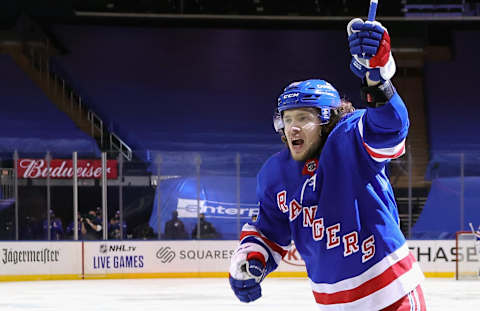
top-left (0, 240), bottom-right (477, 281)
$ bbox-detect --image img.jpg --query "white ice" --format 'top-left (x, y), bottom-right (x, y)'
top-left (0, 278), bottom-right (479, 310)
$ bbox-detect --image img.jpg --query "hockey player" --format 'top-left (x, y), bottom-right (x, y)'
top-left (470, 223), bottom-right (480, 254)
top-left (229, 19), bottom-right (426, 310)
top-left (476, 229), bottom-right (480, 255)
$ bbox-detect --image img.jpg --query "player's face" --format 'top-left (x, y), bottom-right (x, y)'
top-left (283, 108), bottom-right (322, 161)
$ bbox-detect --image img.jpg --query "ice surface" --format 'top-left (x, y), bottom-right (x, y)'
top-left (0, 277), bottom-right (478, 310)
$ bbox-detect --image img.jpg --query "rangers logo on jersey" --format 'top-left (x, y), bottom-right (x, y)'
top-left (302, 159), bottom-right (318, 176)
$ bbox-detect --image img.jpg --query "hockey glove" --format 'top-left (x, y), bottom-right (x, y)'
top-left (347, 18), bottom-right (396, 83)
top-left (229, 242), bottom-right (267, 303)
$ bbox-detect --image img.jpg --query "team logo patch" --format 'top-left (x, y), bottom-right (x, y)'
top-left (302, 159), bottom-right (318, 176)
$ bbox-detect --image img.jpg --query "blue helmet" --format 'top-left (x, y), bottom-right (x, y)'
top-left (273, 79), bottom-right (341, 132)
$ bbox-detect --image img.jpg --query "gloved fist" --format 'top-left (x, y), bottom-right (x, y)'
top-left (229, 243), bottom-right (268, 303)
top-left (347, 18), bottom-right (396, 82)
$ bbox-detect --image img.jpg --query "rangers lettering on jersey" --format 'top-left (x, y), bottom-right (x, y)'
top-left (276, 190), bottom-right (376, 264)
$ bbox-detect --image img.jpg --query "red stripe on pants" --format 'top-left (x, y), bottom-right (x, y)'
top-left (381, 284), bottom-right (426, 311)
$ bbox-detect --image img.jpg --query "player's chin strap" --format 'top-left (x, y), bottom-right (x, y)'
top-left (360, 79), bottom-right (396, 108)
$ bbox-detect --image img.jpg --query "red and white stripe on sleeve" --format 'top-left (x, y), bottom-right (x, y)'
top-left (358, 116), bottom-right (406, 162)
top-left (240, 223), bottom-right (290, 266)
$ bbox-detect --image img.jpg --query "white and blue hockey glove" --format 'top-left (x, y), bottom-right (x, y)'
top-left (347, 18), bottom-right (396, 83)
top-left (229, 243), bottom-right (268, 303)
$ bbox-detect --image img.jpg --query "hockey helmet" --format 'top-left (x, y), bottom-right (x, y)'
top-left (274, 79), bottom-right (341, 132)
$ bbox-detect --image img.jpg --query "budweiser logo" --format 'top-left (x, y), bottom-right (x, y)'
top-left (17, 159), bottom-right (118, 179)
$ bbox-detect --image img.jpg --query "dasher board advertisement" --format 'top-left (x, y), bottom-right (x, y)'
top-left (0, 240), bottom-right (471, 281)
top-left (408, 239), bottom-right (479, 276)
top-left (0, 241), bottom-right (82, 280)
top-left (83, 240), bottom-right (307, 276)
top-left (83, 240), bottom-right (237, 276)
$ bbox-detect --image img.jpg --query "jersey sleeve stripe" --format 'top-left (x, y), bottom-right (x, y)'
top-left (357, 115), bottom-right (406, 162)
top-left (362, 140), bottom-right (405, 160)
top-left (312, 252), bottom-right (416, 305)
top-left (240, 230), bottom-right (288, 258)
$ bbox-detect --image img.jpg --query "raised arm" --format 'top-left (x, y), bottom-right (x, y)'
top-left (347, 18), bottom-right (409, 162)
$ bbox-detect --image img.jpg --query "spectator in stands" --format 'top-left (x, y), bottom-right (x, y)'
top-left (0, 220), bottom-right (14, 240)
top-left (191, 213), bottom-right (219, 239)
top-left (164, 211), bottom-right (188, 240)
top-left (22, 215), bottom-right (41, 240)
top-left (43, 210), bottom-right (63, 240)
top-left (80, 209), bottom-right (102, 240)
top-left (95, 207), bottom-right (108, 236)
top-left (108, 210), bottom-right (126, 240)
top-left (66, 215), bottom-right (83, 240)
top-left (95, 207), bottom-right (103, 224)
top-left (133, 223), bottom-right (155, 240)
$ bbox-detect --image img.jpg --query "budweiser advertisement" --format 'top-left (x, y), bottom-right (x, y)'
top-left (17, 159), bottom-right (118, 179)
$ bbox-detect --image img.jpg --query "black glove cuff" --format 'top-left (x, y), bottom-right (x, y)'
top-left (360, 80), bottom-right (396, 108)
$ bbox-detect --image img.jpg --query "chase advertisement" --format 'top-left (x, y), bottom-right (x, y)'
top-left (408, 239), bottom-right (480, 274)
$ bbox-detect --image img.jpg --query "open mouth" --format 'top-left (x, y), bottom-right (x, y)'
top-left (292, 139), bottom-right (304, 146)
top-left (291, 139), bottom-right (304, 151)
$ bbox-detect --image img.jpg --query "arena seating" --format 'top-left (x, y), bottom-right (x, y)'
top-left (424, 31), bottom-right (480, 179)
top-left (411, 177), bottom-right (480, 238)
top-left (411, 31), bottom-right (480, 238)
top-left (49, 26), bottom-right (357, 159)
top-left (0, 54), bottom-right (99, 157)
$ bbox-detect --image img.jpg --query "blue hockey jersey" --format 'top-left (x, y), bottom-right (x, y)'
top-left (240, 91), bottom-right (424, 310)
